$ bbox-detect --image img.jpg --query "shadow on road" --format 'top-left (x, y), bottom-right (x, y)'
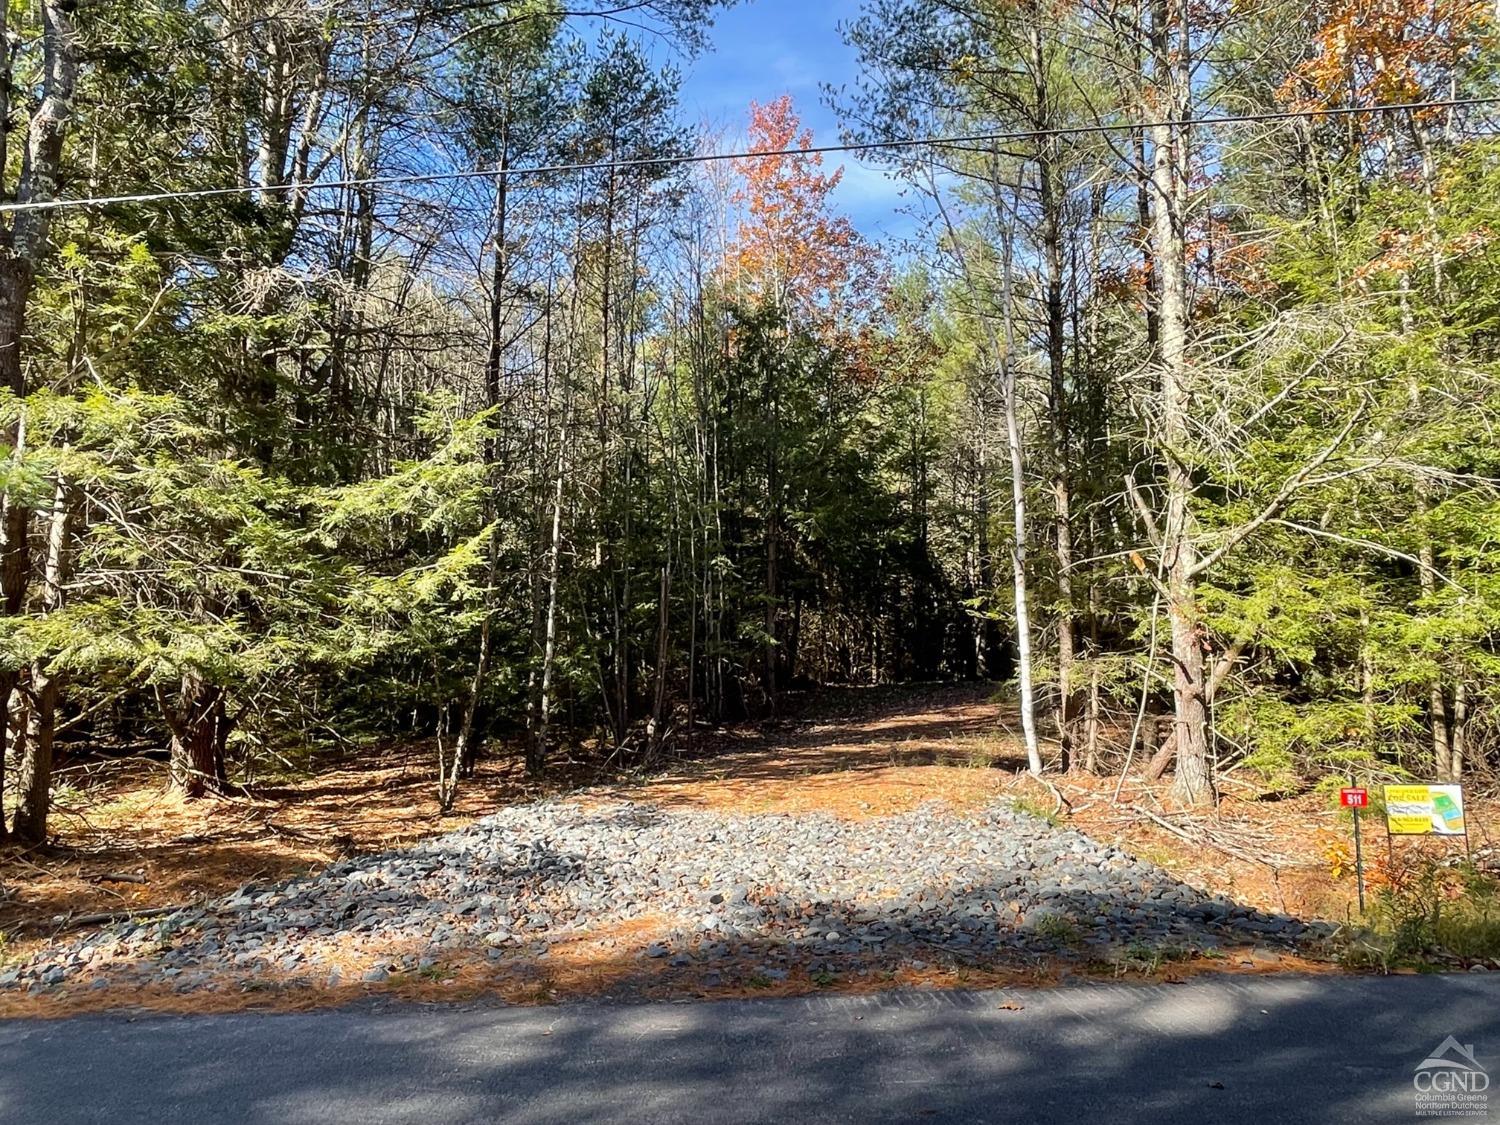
top-left (1, 974), bottom-right (1496, 1123)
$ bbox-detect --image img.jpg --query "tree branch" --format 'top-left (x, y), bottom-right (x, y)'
top-left (1124, 472), bottom-right (1162, 548)
top-left (1190, 404), bottom-right (1364, 578)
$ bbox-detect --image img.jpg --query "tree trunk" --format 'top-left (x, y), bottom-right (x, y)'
top-left (1360, 602), bottom-right (1377, 756)
top-left (995, 221), bottom-right (1043, 776)
top-left (1, 0), bottom-right (81, 839)
top-left (764, 505), bottom-right (779, 711)
top-left (453, 605), bottom-right (492, 787)
top-left (1084, 580), bottom-right (1102, 773)
top-left (1144, 731), bottom-right (1178, 782)
top-left (0, 670), bottom-right (10, 841)
top-left (1413, 481), bottom-right (1455, 778)
top-left (597, 159), bottom-right (630, 750)
top-left (166, 672), bottom-right (231, 798)
top-left (760, 330), bottom-right (781, 711)
top-left (12, 668), bottom-right (58, 844)
top-left (1449, 680), bottom-right (1466, 780)
top-left (1149, 0), bottom-right (1212, 806)
top-left (456, 155), bottom-right (512, 784)
top-left (0, 260), bottom-right (34, 846)
top-left (532, 393), bottom-right (571, 778)
top-left (973, 397), bottom-right (1001, 678)
top-left (10, 475), bottom-right (72, 843)
top-left (1005, 365), bottom-right (1042, 777)
top-left (1031, 24), bottom-right (1076, 770)
top-left (648, 561), bottom-right (672, 759)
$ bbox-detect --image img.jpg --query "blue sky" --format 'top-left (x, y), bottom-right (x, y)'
top-left (675, 0), bottom-right (916, 239)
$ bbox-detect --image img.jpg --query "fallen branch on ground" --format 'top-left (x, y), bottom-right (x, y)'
top-left (44, 902), bottom-right (194, 932)
top-left (262, 820), bottom-right (322, 844)
top-left (1124, 804), bottom-right (1297, 869)
top-left (1039, 776), bottom-right (1073, 817)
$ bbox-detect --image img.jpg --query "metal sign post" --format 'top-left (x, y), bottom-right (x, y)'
top-left (1341, 787), bottom-right (1369, 913)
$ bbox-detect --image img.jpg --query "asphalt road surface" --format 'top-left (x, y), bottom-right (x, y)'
top-left (4, 974), bottom-right (1497, 1123)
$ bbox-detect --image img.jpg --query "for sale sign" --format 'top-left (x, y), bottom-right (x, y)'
top-left (1384, 784), bottom-right (1467, 836)
top-left (1340, 788), bottom-right (1369, 808)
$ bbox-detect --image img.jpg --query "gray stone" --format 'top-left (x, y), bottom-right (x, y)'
top-left (4, 786), bottom-right (1332, 998)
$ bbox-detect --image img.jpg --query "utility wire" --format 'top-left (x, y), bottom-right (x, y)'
top-left (2, 96), bottom-right (1495, 216)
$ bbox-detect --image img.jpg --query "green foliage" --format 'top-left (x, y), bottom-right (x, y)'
top-left (3, 0), bottom-right (1500, 832)
top-left (1009, 796), bottom-right (1062, 828)
top-left (1343, 860), bottom-right (1500, 971)
top-left (1028, 911), bottom-right (1080, 944)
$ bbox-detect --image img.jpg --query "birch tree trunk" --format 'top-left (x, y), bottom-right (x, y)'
top-left (1450, 681), bottom-right (1466, 780)
top-left (997, 225), bottom-right (1043, 776)
top-left (1004, 364), bottom-right (1042, 777)
top-left (973, 397), bottom-right (1001, 679)
top-left (532, 392), bottom-right (572, 778)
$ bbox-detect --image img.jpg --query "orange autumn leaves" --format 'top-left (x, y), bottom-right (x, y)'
top-left (1281, 0), bottom-right (1492, 112)
top-left (726, 95), bottom-right (887, 338)
top-left (1278, 1), bottom-right (1496, 285)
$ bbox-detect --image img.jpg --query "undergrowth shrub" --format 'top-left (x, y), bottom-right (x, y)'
top-left (1338, 850), bottom-right (1500, 969)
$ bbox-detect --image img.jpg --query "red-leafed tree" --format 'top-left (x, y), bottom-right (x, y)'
top-left (728, 95), bottom-right (885, 329)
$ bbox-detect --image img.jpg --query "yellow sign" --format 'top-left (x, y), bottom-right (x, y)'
top-left (1384, 784), bottom-right (1466, 836)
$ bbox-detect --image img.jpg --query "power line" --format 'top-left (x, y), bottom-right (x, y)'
top-left (3, 96), bottom-right (1495, 216)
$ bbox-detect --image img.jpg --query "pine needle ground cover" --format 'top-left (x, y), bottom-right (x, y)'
top-left (7, 686), bottom-right (1486, 1018)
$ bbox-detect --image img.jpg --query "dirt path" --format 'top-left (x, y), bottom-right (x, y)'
top-left (613, 683), bottom-right (1024, 817)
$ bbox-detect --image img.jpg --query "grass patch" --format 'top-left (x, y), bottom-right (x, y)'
top-left (1112, 940), bottom-right (1194, 976)
top-left (1010, 797), bottom-right (1062, 828)
top-left (1029, 911), bottom-right (1080, 944)
top-left (1335, 858), bottom-right (1500, 971)
top-left (943, 732), bottom-right (1019, 769)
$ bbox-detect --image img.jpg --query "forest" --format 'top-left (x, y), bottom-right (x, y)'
top-left (0, 0), bottom-right (1496, 849)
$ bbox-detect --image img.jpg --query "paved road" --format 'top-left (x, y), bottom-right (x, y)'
top-left (3, 974), bottom-right (1497, 1123)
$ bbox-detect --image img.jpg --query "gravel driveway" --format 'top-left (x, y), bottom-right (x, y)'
top-left (3, 796), bottom-right (1331, 1002)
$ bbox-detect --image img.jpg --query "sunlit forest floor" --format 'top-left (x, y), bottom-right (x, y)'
top-left (2, 684), bottom-right (1495, 1016)
top-left (2, 685), bottom-right (1017, 941)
